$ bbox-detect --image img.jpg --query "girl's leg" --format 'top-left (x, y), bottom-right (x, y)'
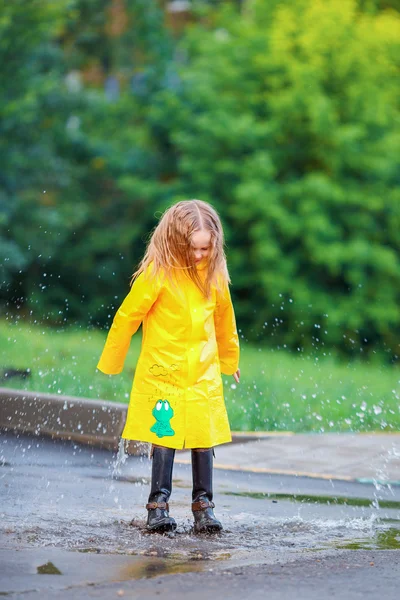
top-left (146, 444), bottom-right (176, 532)
top-left (191, 448), bottom-right (222, 533)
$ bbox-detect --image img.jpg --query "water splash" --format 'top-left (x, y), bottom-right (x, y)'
top-left (111, 439), bottom-right (128, 480)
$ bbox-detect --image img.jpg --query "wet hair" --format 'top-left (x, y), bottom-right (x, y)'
top-left (132, 199), bottom-right (230, 297)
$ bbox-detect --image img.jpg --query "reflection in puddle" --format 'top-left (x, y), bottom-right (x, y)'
top-left (118, 549), bottom-right (231, 580)
top-left (223, 491), bottom-right (400, 510)
top-left (119, 557), bottom-right (204, 579)
top-left (89, 474), bottom-right (149, 485)
top-left (330, 527), bottom-right (400, 550)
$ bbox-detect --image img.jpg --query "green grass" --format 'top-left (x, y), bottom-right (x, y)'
top-left (1, 319), bottom-right (399, 432)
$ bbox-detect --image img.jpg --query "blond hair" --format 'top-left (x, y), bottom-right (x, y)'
top-left (132, 200), bottom-right (230, 297)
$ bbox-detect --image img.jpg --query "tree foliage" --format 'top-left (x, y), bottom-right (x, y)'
top-left (1, 0), bottom-right (399, 360)
top-left (147, 0), bottom-right (400, 358)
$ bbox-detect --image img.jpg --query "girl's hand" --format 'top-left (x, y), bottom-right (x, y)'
top-left (233, 368), bottom-right (240, 384)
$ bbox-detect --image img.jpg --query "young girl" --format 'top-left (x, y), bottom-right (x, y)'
top-left (97, 199), bottom-right (240, 533)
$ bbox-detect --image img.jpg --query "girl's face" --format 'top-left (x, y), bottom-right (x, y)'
top-left (191, 229), bottom-right (211, 264)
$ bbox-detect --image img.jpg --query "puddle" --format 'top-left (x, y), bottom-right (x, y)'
top-left (328, 527), bottom-right (400, 550)
top-left (223, 491), bottom-right (400, 510)
top-left (379, 517), bottom-right (400, 524)
top-left (4, 512), bottom-right (400, 582)
top-left (37, 561), bottom-right (62, 575)
top-left (4, 509), bottom-right (399, 561)
top-left (117, 550), bottom-right (230, 580)
top-left (119, 557), bottom-right (205, 579)
top-left (90, 474), bottom-right (149, 485)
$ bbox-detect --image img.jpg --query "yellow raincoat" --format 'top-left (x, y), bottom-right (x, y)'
top-left (97, 263), bottom-right (239, 449)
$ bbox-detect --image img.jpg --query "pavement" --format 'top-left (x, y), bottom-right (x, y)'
top-left (177, 432), bottom-right (400, 485)
top-left (1, 387), bottom-right (400, 598)
top-left (1, 431), bottom-right (400, 599)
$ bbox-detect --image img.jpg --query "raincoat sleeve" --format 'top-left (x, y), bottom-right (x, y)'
top-left (97, 268), bottom-right (161, 375)
top-left (214, 282), bottom-right (240, 376)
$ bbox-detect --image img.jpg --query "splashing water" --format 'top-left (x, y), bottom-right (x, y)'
top-left (111, 438), bottom-right (128, 480)
top-left (108, 439), bottom-right (130, 509)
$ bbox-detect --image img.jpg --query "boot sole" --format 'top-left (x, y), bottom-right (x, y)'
top-left (146, 520), bottom-right (177, 533)
top-left (194, 523), bottom-right (223, 534)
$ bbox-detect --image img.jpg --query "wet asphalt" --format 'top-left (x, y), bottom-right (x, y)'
top-left (1, 432), bottom-right (400, 599)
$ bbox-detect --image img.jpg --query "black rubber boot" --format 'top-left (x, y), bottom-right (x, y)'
top-left (146, 446), bottom-right (177, 533)
top-left (191, 448), bottom-right (223, 533)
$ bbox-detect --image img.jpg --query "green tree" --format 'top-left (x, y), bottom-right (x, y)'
top-left (0, 0), bottom-right (76, 295)
top-left (2, 0), bottom-right (400, 361)
top-left (1, 0), bottom-right (175, 323)
top-left (146, 0), bottom-right (400, 358)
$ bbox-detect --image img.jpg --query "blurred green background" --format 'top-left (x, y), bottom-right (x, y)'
top-left (1, 0), bottom-right (399, 431)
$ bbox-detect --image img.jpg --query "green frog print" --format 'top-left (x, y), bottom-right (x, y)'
top-left (150, 399), bottom-right (175, 438)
